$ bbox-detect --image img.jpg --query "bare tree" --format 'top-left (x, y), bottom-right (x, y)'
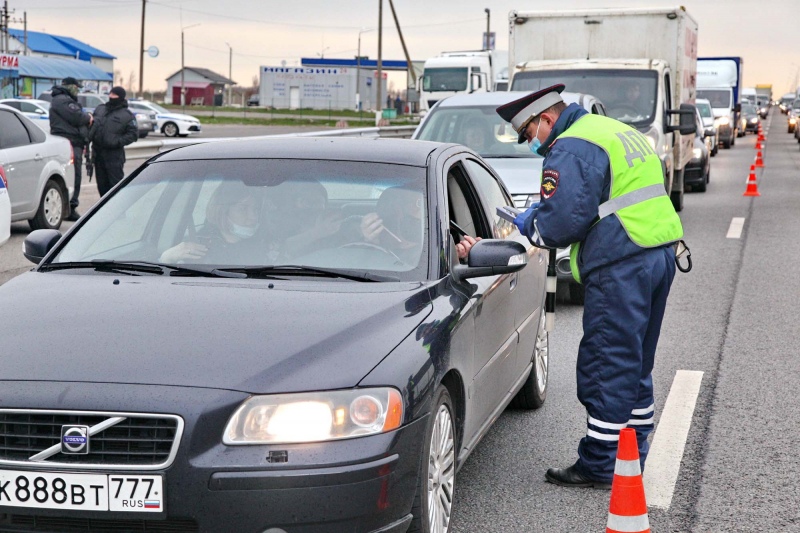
top-left (128, 71), bottom-right (137, 94)
top-left (114, 70), bottom-right (122, 86)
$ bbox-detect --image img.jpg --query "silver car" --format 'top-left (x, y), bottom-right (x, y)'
top-left (412, 91), bottom-right (607, 304)
top-left (0, 104), bottom-right (74, 230)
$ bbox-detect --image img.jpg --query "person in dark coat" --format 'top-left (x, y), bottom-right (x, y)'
top-left (48, 77), bottom-right (92, 220)
top-left (89, 86), bottom-right (138, 196)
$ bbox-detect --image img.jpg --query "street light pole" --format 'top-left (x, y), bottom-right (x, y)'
top-left (180, 23), bottom-right (201, 114)
top-left (484, 8), bottom-right (490, 50)
top-left (356, 28), bottom-right (374, 112)
top-left (138, 0), bottom-right (146, 98)
top-left (225, 42), bottom-right (232, 106)
top-left (376, 0), bottom-right (383, 114)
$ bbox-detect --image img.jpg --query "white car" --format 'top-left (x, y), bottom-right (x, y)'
top-left (0, 99), bottom-right (51, 131)
top-left (0, 163), bottom-right (10, 246)
top-left (0, 104), bottom-right (74, 230)
top-left (128, 100), bottom-right (202, 137)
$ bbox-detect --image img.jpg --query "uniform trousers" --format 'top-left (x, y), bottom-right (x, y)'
top-left (573, 245), bottom-right (676, 483)
top-left (94, 148), bottom-right (126, 197)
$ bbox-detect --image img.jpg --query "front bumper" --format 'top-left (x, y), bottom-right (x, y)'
top-left (0, 381), bottom-right (426, 533)
top-left (684, 162), bottom-right (706, 186)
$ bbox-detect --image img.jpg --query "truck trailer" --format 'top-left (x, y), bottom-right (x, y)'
top-left (697, 57), bottom-right (744, 148)
top-left (508, 6), bottom-right (698, 212)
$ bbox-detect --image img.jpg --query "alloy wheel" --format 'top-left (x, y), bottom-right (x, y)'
top-left (427, 404), bottom-right (455, 533)
top-left (535, 311), bottom-right (549, 395)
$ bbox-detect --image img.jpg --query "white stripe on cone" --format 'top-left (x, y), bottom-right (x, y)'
top-left (606, 512), bottom-right (650, 533)
top-left (613, 458), bottom-right (642, 477)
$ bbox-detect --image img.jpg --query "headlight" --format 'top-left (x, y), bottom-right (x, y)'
top-left (750, 118), bottom-right (758, 123)
top-left (790, 118), bottom-right (797, 124)
top-left (135, 113), bottom-right (147, 120)
top-left (715, 116), bottom-right (730, 126)
top-left (223, 388), bottom-right (403, 444)
top-left (692, 147), bottom-right (702, 160)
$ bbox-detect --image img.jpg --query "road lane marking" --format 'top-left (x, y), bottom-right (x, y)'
top-left (726, 217), bottom-right (745, 239)
top-left (643, 370), bottom-right (704, 510)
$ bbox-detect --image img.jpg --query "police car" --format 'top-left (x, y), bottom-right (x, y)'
top-left (0, 163), bottom-right (10, 247)
top-left (0, 99), bottom-right (51, 132)
top-left (128, 100), bottom-right (202, 137)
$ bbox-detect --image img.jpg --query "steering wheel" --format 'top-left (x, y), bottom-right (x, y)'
top-left (339, 241), bottom-right (405, 264)
top-left (609, 104), bottom-right (642, 119)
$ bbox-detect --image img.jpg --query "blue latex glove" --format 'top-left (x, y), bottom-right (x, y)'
top-left (513, 203), bottom-right (539, 235)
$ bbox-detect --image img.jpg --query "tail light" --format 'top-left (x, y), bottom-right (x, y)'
top-left (69, 144), bottom-right (74, 166)
top-left (0, 165), bottom-right (7, 188)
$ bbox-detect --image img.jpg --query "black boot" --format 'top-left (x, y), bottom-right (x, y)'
top-left (545, 464), bottom-right (611, 489)
top-left (66, 209), bottom-right (80, 222)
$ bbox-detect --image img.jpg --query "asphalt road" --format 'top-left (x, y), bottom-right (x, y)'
top-left (1, 110), bottom-right (797, 531)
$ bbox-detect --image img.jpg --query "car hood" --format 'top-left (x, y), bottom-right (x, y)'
top-left (482, 156), bottom-right (543, 196)
top-left (0, 272), bottom-right (433, 393)
top-left (157, 113), bottom-right (198, 122)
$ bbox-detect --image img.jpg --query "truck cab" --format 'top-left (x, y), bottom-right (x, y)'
top-left (420, 51), bottom-right (507, 113)
top-left (511, 59), bottom-right (692, 211)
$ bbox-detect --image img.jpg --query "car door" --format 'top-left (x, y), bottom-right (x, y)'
top-left (0, 109), bottom-right (42, 216)
top-left (463, 158), bottom-right (546, 381)
top-left (444, 157), bottom-right (518, 438)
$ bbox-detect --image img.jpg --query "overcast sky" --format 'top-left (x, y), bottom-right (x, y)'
top-left (8, 0), bottom-right (800, 96)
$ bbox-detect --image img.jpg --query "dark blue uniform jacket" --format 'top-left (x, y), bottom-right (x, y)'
top-left (520, 103), bottom-right (662, 278)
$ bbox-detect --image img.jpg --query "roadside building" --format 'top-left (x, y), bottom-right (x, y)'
top-left (259, 65), bottom-right (387, 111)
top-left (0, 53), bottom-right (112, 99)
top-left (165, 67), bottom-right (235, 106)
top-left (0, 54), bottom-right (19, 99)
top-left (5, 29), bottom-right (115, 78)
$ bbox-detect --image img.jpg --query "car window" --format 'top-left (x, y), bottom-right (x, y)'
top-left (20, 102), bottom-right (43, 114)
top-left (465, 159), bottom-right (515, 239)
top-left (53, 159), bottom-right (430, 281)
top-left (417, 105), bottom-right (537, 159)
top-left (446, 162), bottom-right (489, 242)
top-left (0, 110), bottom-right (32, 149)
top-left (1, 101), bottom-right (21, 110)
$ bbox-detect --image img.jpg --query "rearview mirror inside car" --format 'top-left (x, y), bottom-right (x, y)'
top-left (452, 239), bottom-right (528, 281)
top-left (23, 229), bottom-right (62, 264)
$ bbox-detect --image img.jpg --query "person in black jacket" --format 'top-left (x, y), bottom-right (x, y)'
top-left (89, 86), bottom-right (138, 196)
top-left (49, 77), bottom-right (93, 220)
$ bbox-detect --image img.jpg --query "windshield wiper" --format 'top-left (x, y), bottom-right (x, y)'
top-left (223, 265), bottom-right (399, 282)
top-left (40, 260), bottom-right (247, 278)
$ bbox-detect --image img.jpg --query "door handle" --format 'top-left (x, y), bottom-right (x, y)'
top-left (509, 275), bottom-right (517, 291)
top-left (34, 154), bottom-right (43, 161)
top-left (538, 254), bottom-right (545, 264)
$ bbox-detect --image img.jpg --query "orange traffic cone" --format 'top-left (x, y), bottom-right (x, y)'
top-left (606, 428), bottom-right (650, 533)
top-left (743, 165), bottom-right (760, 197)
top-left (755, 150), bottom-right (765, 168)
top-left (758, 130), bottom-right (766, 142)
top-left (755, 139), bottom-right (762, 151)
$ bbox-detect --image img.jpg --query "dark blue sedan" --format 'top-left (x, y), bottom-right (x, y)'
top-left (1, 137), bottom-right (549, 533)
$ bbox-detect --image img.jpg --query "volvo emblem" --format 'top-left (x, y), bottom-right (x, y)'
top-left (61, 425), bottom-right (90, 455)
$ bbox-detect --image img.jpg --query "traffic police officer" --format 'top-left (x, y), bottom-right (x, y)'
top-left (497, 85), bottom-right (683, 488)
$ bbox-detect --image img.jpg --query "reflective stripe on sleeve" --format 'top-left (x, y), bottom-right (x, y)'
top-left (606, 512), bottom-right (650, 533)
top-left (627, 417), bottom-right (654, 426)
top-left (587, 429), bottom-right (620, 442)
top-left (588, 416), bottom-right (627, 430)
top-left (631, 404), bottom-right (655, 416)
top-left (598, 184), bottom-right (666, 220)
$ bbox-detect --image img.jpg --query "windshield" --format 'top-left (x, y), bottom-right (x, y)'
top-left (416, 105), bottom-right (538, 158)
top-left (52, 159), bottom-right (430, 281)
top-left (696, 89), bottom-right (731, 109)
top-left (423, 68), bottom-right (469, 92)
top-left (511, 69), bottom-right (657, 127)
top-left (696, 102), bottom-right (713, 118)
top-left (741, 104), bottom-right (757, 115)
top-left (147, 102), bottom-right (169, 114)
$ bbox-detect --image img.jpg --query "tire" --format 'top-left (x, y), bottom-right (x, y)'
top-left (510, 310), bottom-right (549, 409)
top-left (695, 177), bottom-right (707, 192)
top-left (722, 136), bottom-right (731, 149)
top-left (711, 144), bottom-right (717, 157)
top-left (409, 385), bottom-right (456, 533)
top-left (162, 122), bottom-right (179, 137)
top-left (29, 179), bottom-right (65, 231)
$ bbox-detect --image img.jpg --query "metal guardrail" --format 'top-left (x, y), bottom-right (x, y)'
top-left (124, 126), bottom-right (417, 161)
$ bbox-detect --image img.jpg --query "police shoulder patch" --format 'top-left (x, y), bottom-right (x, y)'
top-left (67, 102), bottom-right (81, 112)
top-left (540, 169), bottom-right (560, 199)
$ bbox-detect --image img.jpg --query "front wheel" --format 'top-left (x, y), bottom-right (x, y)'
top-left (29, 179), bottom-right (65, 230)
top-left (162, 122), bottom-right (179, 137)
top-left (510, 310), bottom-right (549, 409)
top-left (409, 386), bottom-right (456, 533)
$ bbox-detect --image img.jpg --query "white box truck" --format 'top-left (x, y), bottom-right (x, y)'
top-left (508, 6), bottom-right (698, 211)
top-left (419, 50), bottom-right (508, 113)
top-left (696, 57), bottom-right (743, 148)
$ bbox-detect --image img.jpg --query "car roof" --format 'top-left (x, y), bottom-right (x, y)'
top-left (155, 137), bottom-right (451, 166)
top-left (432, 90), bottom-right (600, 109)
top-left (695, 98), bottom-right (711, 106)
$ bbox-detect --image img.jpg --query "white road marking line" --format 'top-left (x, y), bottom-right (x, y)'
top-left (726, 217), bottom-right (745, 239)
top-left (643, 370), bottom-right (704, 510)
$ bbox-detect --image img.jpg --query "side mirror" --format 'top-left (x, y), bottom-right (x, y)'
top-left (703, 128), bottom-right (715, 138)
top-left (23, 229), bottom-right (62, 264)
top-left (452, 239), bottom-right (528, 281)
top-left (34, 108), bottom-right (45, 114)
top-left (666, 104), bottom-right (697, 136)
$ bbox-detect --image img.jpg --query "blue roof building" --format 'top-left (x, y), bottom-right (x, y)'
top-left (6, 29), bottom-right (115, 75)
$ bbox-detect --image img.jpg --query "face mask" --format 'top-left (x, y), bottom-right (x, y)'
top-left (67, 85), bottom-right (79, 97)
top-left (528, 120), bottom-right (543, 154)
top-left (230, 222), bottom-right (257, 239)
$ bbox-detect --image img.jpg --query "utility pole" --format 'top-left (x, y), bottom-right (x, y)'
top-left (181, 23), bottom-right (200, 113)
top-left (376, 0), bottom-right (383, 112)
top-left (484, 8), bottom-right (490, 50)
top-left (1, 1), bottom-right (12, 54)
top-left (388, 0), bottom-right (415, 85)
top-left (226, 42), bottom-right (232, 106)
top-left (138, 0), bottom-right (146, 98)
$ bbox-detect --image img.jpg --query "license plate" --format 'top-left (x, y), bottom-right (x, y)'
top-left (0, 470), bottom-right (164, 512)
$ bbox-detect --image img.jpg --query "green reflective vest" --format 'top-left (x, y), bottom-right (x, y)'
top-left (557, 114), bottom-right (683, 283)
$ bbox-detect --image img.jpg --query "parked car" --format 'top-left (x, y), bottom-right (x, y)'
top-left (38, 91), bottom-right (108, 114)
top-left (0, 163), bottom-right (9, 246)
top-left (247, 93), bottom-right (260, 107)
top-left (2, 137), bottom-right (549, 533)
top-left (685, 105), bottom-right (711, 192)
top-left (0, 98), bottom-right (51, 131)
top-left (740, 103), bottom-right (760, 134)
top-left (0, 104), bottom-right (74, 230)
top-left (695, 98), bottom-right (718, 156)
top-left (412, 90), bottom-right (608, 304)
top-left (130, 108), bottom-right (158, 139)
top-left (128, 100), bottom-right (202, 137)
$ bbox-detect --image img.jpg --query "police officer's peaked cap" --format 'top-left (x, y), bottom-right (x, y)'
top-left (496, 84), bottom-right (565, 143)
top-left (61, 77), bottom-right (83, 88)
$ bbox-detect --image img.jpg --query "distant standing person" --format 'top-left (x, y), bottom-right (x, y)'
top-left (48, 77), bottom-right (92, 220)
top-left (89, 86), bottom-right (138, 196)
